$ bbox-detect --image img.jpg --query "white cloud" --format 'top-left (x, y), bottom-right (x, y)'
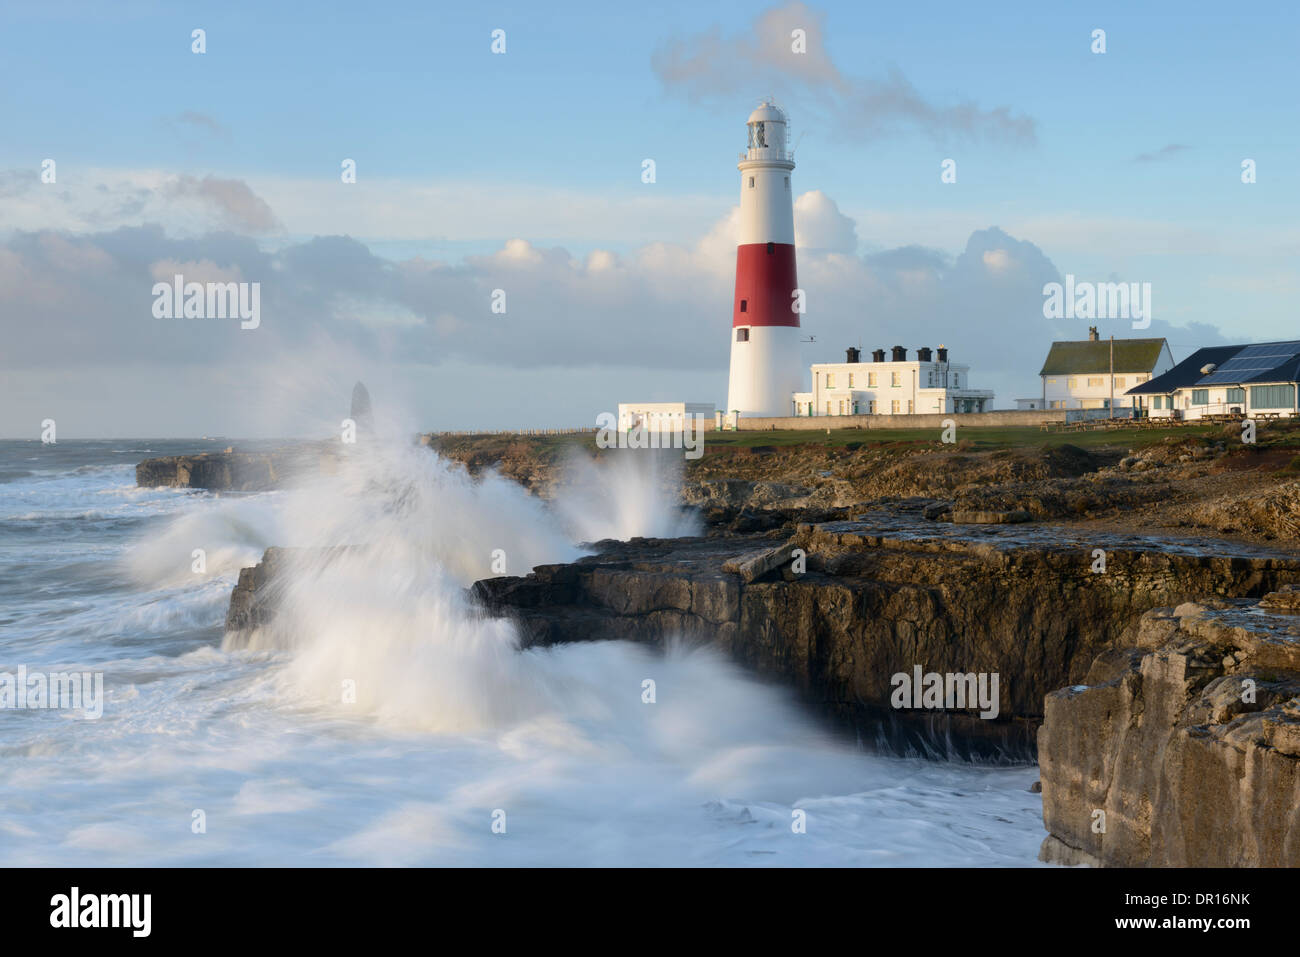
top-left (149, 258), bottom-right (244, 284)
top-left (795, 190), bottom-right (858, 253)
top-left (0, 182), bottom-right (1245, 436)
top-left (982, 249), bottom-right (1011, 271)
top-left (652, 1), bottom-right (1035, 146)
top-left (0, 167), bottom-right (729, 248)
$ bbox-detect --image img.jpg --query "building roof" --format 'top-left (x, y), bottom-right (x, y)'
top-left (1038, 338), bottom-right (1168, 376)
top-left (1126, 341), bottom-right (1300, 395)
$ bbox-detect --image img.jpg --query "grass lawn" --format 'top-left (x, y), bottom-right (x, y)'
top-left (698, 423), bottom-right (1229, 451)
top-left (428, 420), bottom-right (1300, 457)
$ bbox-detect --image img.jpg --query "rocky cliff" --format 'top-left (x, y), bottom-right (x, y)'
top-left (471, 515), bottom-right (1300, 757)
top-left (1038, 589), bottom-right (1300, 866)
top-left (225, 508), bottom-right (1300, 759)
top-left (136, 446), bottom-right (340, 491)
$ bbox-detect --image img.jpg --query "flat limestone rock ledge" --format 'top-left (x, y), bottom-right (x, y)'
top-left (1038, 586), bottom-right (1300, 866)
top-left (951, 509), bottom-right (1032, 525)
top-left (136, 445), bottom-right (342, 491)
top-left (721, 542), bottom-right (797, 583)
top-left (469, 516), bottom-right (1300, 759)
top-left (220, 512), bottom-right (1300, 760)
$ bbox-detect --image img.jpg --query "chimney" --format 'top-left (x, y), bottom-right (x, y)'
top-left (1088, 326), bottom-right (1099, 342)
top-left (891, 345), bottom-right (907, 362)
top-left (917, 347), bottom-right (933, 362)
top-left (845, 347), bottom-right (861, 364)
top-left (872, 349), bottom-right (886, 363)
top-left (936, 346), bottom-right (948, 362)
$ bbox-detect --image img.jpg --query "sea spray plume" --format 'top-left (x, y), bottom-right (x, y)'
top-left (218, 437), bottom-right (581, 730)
top-left (127, 495), bottom-right (283, 590)
top-left (215, 437), bottom-right (845, 751)
top-left (551, 447), bottom-right (701, 544)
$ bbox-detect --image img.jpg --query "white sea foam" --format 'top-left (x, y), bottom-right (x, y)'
top-left (0, 435), bottom-right (1045, 866)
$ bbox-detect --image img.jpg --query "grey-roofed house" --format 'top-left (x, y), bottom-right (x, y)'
top-left (1037, 327), bottom-right (1175, 411)
top-left (1126, 341), bottom-right (1300, 419)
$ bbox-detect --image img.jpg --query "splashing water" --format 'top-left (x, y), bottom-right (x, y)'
top-left (0, 437), bottom-right (1045, 866)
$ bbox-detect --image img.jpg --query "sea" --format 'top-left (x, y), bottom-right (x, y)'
top-left (0, 437), bottom-right (1044, 866)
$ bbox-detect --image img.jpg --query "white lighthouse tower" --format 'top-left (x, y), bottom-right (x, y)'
top-left (726, 100), bottom-right (803, 419)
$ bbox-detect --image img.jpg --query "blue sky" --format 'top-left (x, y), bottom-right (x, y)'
top-left (1, 0), bottom-right (1297, 435)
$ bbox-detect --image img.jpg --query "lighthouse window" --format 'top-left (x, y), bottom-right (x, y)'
top-left (748, 177), bottom-right (755, 188)
top-left (767, 242), bottom-right (774, 254)
top-left (739, 299), bottom-right (748, 313)
top-left (735, 328), bottom-right (749, 342)
top-left (784, 176), bottom-right (790, 188)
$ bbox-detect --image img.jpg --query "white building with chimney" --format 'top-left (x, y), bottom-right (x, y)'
top-left (791, 345), bottom-right (994, 416)
top-left (1036, 327), bottom-right (1174, 411)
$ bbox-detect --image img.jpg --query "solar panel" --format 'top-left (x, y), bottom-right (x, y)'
top-left (1199, 341), bottom-right (1300, 384)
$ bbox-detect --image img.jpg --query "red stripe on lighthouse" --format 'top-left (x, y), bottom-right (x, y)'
top-left (732, 243), bottom-right (799, 328)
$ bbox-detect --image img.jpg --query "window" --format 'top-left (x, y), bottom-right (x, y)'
top-left (891, 400), bottom-right (900, 413)
top-left (891, 372), bottom-right (901, 388)
top-left (1068, 377), bottom-right (1078, 389)
top-left (1136, 374), bottom-right (1149, 383)
top-left (739, 300), bottom-right (747, 313)
top-left (1087, 377), bottom-right (1104, 387)
top-left (868, 372), bottom-right (877, 387)
top-left (767, 242), bottom-right (774, 254)
top-left (907, 400), bottom-right (914, 413)
top-left (848, 373), bottom-right (854, 388)
top-left (1227, 387), bottom-right (1245, 403)
top-left (735, 328), bottom-right (748, 342)
top-left (867, 401), bottom-right (875, 414)
top-left (1153, 396), bottom-right (1163, 409)
top-left (1047, 378), bottom-right (1059, 384)
top-left (825, 401), bottom-right (831, 415)
top-left (826, 373), bottom-right (835, 388)
top-left (1191, 389), bottom-right (1209, 405)
top-left (1114, 377), bottom-right (1126, 388)
top-left (748, 177), bottom-right (755, 187)
top-left (1251, 384), bottom-right (1296, 409)
top-left (838, 400), bottom-right (845, 415)
top-left (784, 176), bottom-right (790, 188)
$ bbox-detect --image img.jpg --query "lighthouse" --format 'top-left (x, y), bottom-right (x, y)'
top-left (726, 100), bottom-right (803, 419)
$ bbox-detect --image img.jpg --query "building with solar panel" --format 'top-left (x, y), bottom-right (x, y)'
top-left (1032, 327), bottom-right (1175, 412)
top-left (1125, 340), bottom-right (1300, 419)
